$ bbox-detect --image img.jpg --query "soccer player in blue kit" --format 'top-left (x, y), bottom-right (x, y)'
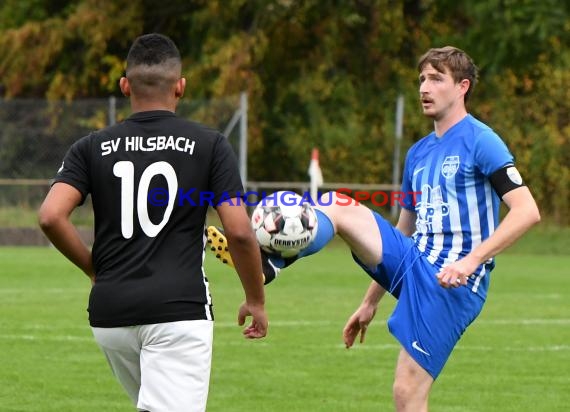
top-left (209, 46), bottom-right (540, 411)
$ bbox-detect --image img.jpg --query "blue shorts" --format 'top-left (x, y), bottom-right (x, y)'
top-left (352, 211), bottom-right (485, 378)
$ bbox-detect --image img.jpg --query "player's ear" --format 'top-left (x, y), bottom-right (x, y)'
top-left (119, 77), bottom-right (131, 97)
top-left (175, 77), bottom-right (186, 98)
top-left (458, 78), bottom-right (470, 97)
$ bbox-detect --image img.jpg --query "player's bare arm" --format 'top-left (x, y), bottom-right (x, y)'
top-left (437, 186), bottom-right (540, 288)
top-left (343, 283), bottom-right (386, 348)
top-left (395, 208), bottom-right (417, 237)
top-left (38, 182), bottom-right (94, 283)
top-left (216, 201), bottom-right (268, 338)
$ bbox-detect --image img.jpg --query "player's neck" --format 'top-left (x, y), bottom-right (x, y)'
top-left (129, 98), bottom-right (177, 114)
top-left (433, 107), bottom-right (468, 137)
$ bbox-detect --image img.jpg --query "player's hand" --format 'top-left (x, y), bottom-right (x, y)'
top-left (343, 304), bottom-right (377, 348)
top-left (238, 301), bottom-right (268, 339)
top-left (436, 255), bottom-right (479, 288)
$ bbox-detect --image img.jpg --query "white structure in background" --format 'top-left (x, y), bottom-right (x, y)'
top-left (391, 94), bottom-right (405, 219)
top-left (223, 92), bottom-right (248, 186)
top-left (308, 148), bottom-right (324, 203)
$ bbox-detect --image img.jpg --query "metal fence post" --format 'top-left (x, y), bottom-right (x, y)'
top-left (108, 96), bottom-right (116, 126)
top-left (391, 94), bottom-right (404, 220)
top-left (239, 92), bottom-right (248, 189)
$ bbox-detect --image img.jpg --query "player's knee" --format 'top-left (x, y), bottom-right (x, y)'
top-left (393, 377), bottom-right (413, 404)
top-left (325, 190), bottom-right (353, 208)
top-left (392, 375), bottom-right (429, 410)
top-left (314, 191), bottom-right (349, 222)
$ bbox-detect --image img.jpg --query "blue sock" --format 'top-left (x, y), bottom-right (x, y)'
top-left (299, 209), bottom-right (335, 257)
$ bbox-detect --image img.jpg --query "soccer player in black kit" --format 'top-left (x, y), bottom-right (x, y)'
top-left (38, 33), bottom-right (267, 412)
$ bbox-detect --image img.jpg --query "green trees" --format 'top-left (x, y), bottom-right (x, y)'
top-left (0, 0), bottom-right (568, 222)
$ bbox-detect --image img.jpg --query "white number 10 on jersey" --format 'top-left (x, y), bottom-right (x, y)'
top-left (113, 161), bottom-right (177, 239)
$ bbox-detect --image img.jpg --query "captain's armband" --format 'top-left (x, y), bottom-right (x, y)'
top-left (489, 165), bottom-right (525, 199)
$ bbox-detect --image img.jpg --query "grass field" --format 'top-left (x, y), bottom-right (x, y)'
top-left (1, 228), bottom-right (569, 411)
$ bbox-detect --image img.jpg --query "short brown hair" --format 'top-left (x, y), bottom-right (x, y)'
top-left (418, 46), bottom-right (479, 102)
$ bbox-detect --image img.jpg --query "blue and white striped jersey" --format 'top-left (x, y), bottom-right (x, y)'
top-left (401, 114), bottom-right (514, 298)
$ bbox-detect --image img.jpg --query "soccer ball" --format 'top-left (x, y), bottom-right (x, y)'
top-left (251, 191), bottom-right (318, 258)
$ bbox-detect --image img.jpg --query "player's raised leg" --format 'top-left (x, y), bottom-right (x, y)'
top-left (207, 190), bottom-right (384, 274)
top-left (312, 191), bottom-right (383, 270)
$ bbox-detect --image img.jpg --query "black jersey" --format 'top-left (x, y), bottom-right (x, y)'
top-left (54, 110), bottom-right (243, 327)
